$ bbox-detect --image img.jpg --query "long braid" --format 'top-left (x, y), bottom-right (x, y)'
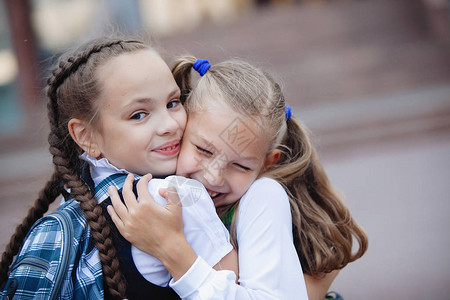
top-left (44, 40), bottom-right (137, 298)
top-left (1, 38), bottom-right (147, 296)
top-left (0, 41), bottom-right (93, 286)
top-left (0, 173), bottom-right (61, 284)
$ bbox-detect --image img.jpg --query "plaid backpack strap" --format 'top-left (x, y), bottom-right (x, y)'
top-left (94, 173), bottom-right (141, 202)
top-left (1, 203), bottom-right (76, 300)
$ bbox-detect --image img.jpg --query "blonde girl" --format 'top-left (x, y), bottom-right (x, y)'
top-left (108, 57), bottom-right (368, 299)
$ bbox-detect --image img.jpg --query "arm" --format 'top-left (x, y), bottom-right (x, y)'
top-left (170, 178), bottom-right (308, 299)
top-left (304, 271), bottom-right (339, 300)
top-left (131, 176), bottom-right (237, 285)
top-left (108, 174), bottom-right (238, 281)
top-left (107, 174), bottom-right (197, 281)
top-left (108, 176), bottom-right (308, 299)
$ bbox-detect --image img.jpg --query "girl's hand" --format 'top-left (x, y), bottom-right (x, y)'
top-left (107, 173), bottom-right (197, 280)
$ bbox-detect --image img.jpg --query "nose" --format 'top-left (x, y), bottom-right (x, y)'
top-left (156, 111), bottom-right (180, 136)
top-left (203, 161), bottom-right (225, 187)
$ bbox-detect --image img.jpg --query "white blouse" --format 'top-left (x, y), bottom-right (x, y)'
top-left (170, 177), bottom-right (309, 299)
top-left (81, 153), bottom-right (233, 287)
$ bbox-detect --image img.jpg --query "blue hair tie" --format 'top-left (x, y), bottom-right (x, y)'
top-left (285, 105), bottom-right (292, 120)
top-left (193, 59), bottom-right (211, 76)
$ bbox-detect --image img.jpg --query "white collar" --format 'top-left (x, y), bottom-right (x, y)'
top-left (80, 153), bottom-right (130, 192)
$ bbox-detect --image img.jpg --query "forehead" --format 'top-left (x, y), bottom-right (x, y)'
top-left (95, 49), bottom-right (178, 108)
top-left (188, 104), bottom-right (268, 159)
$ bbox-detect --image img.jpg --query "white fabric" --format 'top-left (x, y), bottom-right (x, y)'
top-left (81, 153), bottom-right (233, 287)
top-left (170, 177), bottom-right (309, 299)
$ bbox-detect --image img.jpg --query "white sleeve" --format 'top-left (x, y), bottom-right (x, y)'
top-left (170, 177), bottom-right (309, 300)
top-left (132, 176), bottom-right (233, 287)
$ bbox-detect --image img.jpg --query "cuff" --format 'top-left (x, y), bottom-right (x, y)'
top-left (169, 256), bottom-right (213, 298)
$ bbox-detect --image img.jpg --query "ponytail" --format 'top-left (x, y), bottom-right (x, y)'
top-left (170, 55), bottom-right (368, 277)
top-left (171, 55), bottom-right (197, 103)
top-left (266, 117), bottom-right (368, 276)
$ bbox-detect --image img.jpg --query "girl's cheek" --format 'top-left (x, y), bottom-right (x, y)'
top-left (178, 149), bottom-right (201, 175)
top-left (233, 175), bottom-right (253, 198)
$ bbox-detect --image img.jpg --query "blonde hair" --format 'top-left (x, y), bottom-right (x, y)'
top-left (172, 56), bottom-right (368, 277)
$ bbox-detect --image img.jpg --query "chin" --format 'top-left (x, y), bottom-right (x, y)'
top-left (157, 165), bottom-right (177, 177)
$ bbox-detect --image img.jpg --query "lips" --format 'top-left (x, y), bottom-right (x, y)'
top-left (153, 140), bottom-right (180, 156)
top-left (206, 188), bottom-right (224, 201)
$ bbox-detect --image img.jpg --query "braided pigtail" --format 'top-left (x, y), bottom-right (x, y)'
top-left (46, 39), bottom-right (151, 299)
top-left (1, 38), bottom-right (148, 298)
top-left (0, 173), bottom-right (62, 284)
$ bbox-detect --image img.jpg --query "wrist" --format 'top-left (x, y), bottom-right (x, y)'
top-left (159, 234), bottom-right (197, 281)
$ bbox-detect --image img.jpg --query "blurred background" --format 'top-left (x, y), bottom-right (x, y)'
top-left (1, 0), bottom-right (449, 298)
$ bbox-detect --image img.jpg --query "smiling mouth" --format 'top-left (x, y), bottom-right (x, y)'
top-left (153, 141), bottom-right (180, 156)
top-left (160, 145), bottom-right (177, 151)
top-left (206, 189), bottom-right (224, 200)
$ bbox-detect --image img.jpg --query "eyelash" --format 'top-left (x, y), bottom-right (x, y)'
top-left (235, 163), bottom-right (250, 171)
top-left (167, 99), bottom-right (181, 109)
top-left (196, 145), bottom-right (251, 171)
top-left (130, 111), bottom-right (147, 120)
top-left (129, 98), bottom-right (180, 121)
top-left (196, 145), bottom-right (213, 156)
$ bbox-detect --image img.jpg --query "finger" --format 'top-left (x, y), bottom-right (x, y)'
top-left (122, 173), bottom-right (138, 209)
top-left (108, 185), bottom-right (129, 219)
top-left (107, 205), bottom-right (125, 232)
top-left (136, 173), bottom-right (154, 204)
top-left (159, 187), bottom-right (182, 207)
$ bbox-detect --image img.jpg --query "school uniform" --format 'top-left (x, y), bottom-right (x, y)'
top-left (170, 177), bottom-right (310, 300)
top-left (2, 153), bottom-right (233, 300)
top-left (81, 153), bottom-right (233, 298)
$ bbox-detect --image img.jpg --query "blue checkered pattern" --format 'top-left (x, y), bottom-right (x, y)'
top-left (1, 199), bottom-right (103, 299)
top-left (94, 173), bottom-right (141, 202)
top-left (1, 173), bottom-right (142, 299)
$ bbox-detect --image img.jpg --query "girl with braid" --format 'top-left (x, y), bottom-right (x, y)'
top-left (0, 38), bottom-right (237, 299)
top-left (108, 57), bottom-right (368, 299)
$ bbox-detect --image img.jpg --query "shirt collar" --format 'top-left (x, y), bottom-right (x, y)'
top-left (80, 153), bottom-right (132, 202)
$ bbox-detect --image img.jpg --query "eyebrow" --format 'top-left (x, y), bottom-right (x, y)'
top-left (196, 134), bottom-right (259, 163)
top-left (197, 135), bottom-right (219, 152)
top-left (167, 88), bottom-right (181, 99)
top-left (123, 97), bottom-right (153, 111)
top-left (237, 155), bottom-right (259, 163)
top-left (124, 88), bottom-right (180, 109)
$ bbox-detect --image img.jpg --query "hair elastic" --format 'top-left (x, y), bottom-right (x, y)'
top-left (193, 59), bottom-right (211, 76)
top-left (285, 105), bottom-right (292, 120)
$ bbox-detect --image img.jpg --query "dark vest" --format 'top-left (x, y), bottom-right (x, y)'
top-left (102, 197), bottom-right (180, 300)
top-left (81, 165), bottom-right (180, 299)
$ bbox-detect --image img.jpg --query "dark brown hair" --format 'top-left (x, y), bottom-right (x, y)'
top-left (0, 37), bottom-right (150, 299)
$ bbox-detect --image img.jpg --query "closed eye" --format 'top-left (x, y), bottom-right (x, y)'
top-left (234, 163), bottom-right (251, 171)
top-left (196, 145), bottom-right (213, 156)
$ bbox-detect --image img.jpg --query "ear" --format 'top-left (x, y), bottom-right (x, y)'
top-left (264, 149), bottom-right (281, 170)
top-left (68, 118), bottom-right (101, 158)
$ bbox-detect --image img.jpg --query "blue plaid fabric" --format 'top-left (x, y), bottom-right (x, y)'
top-left (1, 199), bottom-right (103, 299)
top-left (94, 173), bottom-right (141, 202)
top-left (1, 173), bottom-right (144, 299)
